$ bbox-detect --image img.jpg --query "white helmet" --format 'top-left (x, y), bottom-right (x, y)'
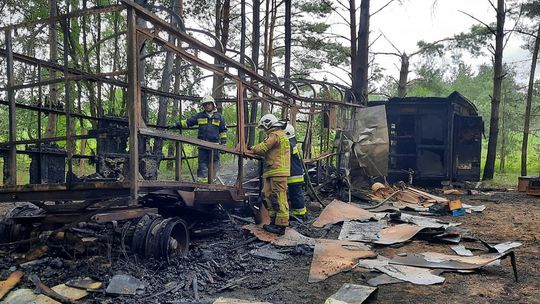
top-left (200, 95), bottom-right (217, 108)
top-left (284, 124), bottom-right (295, 139)
top-left (258, 114), bottom-right (278, 130)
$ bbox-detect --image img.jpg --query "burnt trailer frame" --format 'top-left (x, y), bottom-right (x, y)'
top-left (370, 91), bottom-right (483, 184)
top-left (0, 1), bottom-right (361, 223)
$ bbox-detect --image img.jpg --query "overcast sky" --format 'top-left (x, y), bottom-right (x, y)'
top-left (337, 0), bottom-right (532, 86)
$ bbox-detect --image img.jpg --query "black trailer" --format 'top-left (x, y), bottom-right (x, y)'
top-left (370, 91), bottom-right (483, 184)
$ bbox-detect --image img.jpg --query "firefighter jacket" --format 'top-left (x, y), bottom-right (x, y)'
top-left (288, 137), bottom-right (305, 184)
top-left (251, 128), bottom-right (291, 177)
top-left (181, 111), bottom-right (227, 144)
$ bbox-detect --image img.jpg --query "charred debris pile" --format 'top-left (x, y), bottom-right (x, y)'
top-left (0, 182), bottom-right (522, 303)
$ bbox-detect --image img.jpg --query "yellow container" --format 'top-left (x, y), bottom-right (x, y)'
top-left (449, 200), bottom-right (463, 211)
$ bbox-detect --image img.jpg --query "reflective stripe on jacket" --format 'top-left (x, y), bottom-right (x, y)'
top-left (251, 128), bottom-right (291, 177)
top-left (181, 111), bottom-right (227, 144)
top-left (288, 137), bottom-right (304, 184)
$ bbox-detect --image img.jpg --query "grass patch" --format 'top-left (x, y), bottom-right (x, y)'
top-left (482, 172), bottom-right (520, 188)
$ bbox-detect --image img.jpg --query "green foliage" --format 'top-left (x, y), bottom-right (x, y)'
top-left (407, 60), bottom-right (452, 97)
top-left (298, 0), bottom-right (332, 15)
top-left (298, 22), bottom-right (330, 34)
top-left (449, 25), bottom-right (493, 57)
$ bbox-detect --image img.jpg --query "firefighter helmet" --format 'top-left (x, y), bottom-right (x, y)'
top-left (258, 114), bottom-right (279, 130)
top-left (200, 95), bottom-right (217, 108)
top-left (284, 124), bottom-right (296, 139)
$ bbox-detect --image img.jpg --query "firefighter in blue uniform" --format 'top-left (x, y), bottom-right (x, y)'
top-left (174, 95), bottom-right (227, 182)
top-left (284, 124), bottom-right (307, 218)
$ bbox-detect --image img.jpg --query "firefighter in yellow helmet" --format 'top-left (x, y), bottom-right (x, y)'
top-left (249, 114), bottom-right (291, 235)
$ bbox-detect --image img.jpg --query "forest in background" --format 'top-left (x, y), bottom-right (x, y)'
top-left (0, 0), bottom-right (538, 186)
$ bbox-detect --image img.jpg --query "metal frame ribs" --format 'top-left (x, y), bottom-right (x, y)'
top-left (0, 1), bottom-right (359, 214)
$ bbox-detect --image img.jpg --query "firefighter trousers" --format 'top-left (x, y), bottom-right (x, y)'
top-left (197, 147), bottom-right (220, 182)
top-left (287, 182), bottom-right (307, 215)
top-left (262, 176), bottom-right (289, 226)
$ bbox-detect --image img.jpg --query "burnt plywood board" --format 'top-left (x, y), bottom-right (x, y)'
top-left (308, 240), bottom-right (375, 283)
top-left (313, 200), bottom-right (377, 228)
top-left (374, 224), bottom-right (425, 245)
top-left (243, 224), bottom-right (317, 247)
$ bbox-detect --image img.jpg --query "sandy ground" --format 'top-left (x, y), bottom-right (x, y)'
top-left (0, 191), bottom-right (539, 304)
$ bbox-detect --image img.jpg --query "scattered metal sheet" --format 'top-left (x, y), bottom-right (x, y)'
top-left (243, 224), bottom-right (317, 247)
top-left (250, 246), bottom-right (289, 261)
top-left (461, 203), bottom-right (486, 213)
top-left (213, 297), bottom-right (272, 304)
top-left (493, 241), bottom-right (522, 253)
top-left (2, 288), bottom-right (60, 304)
top-left (394, 213), bottom-right (459, 229)
top-left (309, 240), bottom-right (375, 283)
top-left (356, 256), bottom-right (391, 270)
top-left (374, 224), bottom-right (425, 245)
top-left (0, 270), bottom-right (23, 300)
top-left (451, 244), bottom-right (474, 256)
top-left (428, 232), bottom-right (462, 244)
top-left (350, 105), bottom-right (389, 177)
top-left (312, 200), bottom-right (377, 228)
top-left (338, 220), bottom-right (387, 242)
top-left (367, 205), bottom-right (400, 213)
top-left (51, 284), bottom-right (88, 301)
top-left (324, 283), bottom-right (378, 304)
top-left (390, 252), bottom-right (508, 270)
top-left (374, 264), bottom-right (445, 285)
top-left (65, 277), bottom-right (103, 290)
top-left (367, 274), bottom-right (403, 286)
top-left (391, 201), bottom-right (430, 212)
top-left (105, 274), bottom-right (146, 295)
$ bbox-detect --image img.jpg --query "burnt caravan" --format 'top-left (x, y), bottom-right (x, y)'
top-left (370, 91), bottom-right (483, 184)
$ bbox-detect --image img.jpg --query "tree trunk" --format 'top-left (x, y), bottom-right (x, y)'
top-left (136, 0), bottom-right (149, 154)
top-left (109, 10), bottom-right (120, 115)
top-left (261, 0), bottom-right (277, 118)
top-left (153, 0), bottom-right (180, 155)
top-left (213, 0), bottom-right (230, 110)
top-left (499, 91), bottom-right (506, 173)
top-left (397, 53), bottom-right (409, 97)
top-left (349, 0), bottom-right (357, 95)
top-left (483, 0), bottom-right (505, 180)
top-left (284, 0), bottom-right (291, 87)
top-left (282, 0), bottom-right (291, 119)
top-left (521, 22), bottom-right (540, 176)
top-left (166, 0), bottom-right (183, 171)
top-left (352, 0), bottom-right (369, 104)
top-left (46, 0), bottom-right (58, 138)
top-left (248, 0), bottom-right (260, 147)
top-left (167, 59), bottom-right (182, 171)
